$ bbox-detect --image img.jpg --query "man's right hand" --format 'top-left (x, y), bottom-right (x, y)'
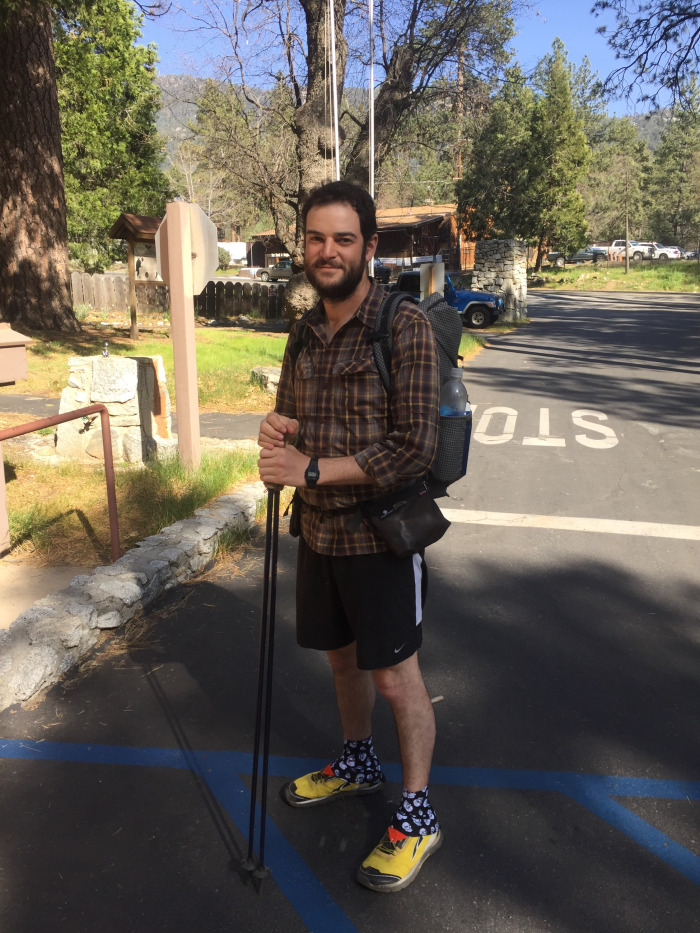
top-left (258, 411), bottom-right (300, 450)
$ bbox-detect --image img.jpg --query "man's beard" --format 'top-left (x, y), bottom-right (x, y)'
top-left (306, 254), bottom-right (367, 300)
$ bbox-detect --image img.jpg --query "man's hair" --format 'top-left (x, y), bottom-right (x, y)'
top-left (302, 181), bottom-right (377, 245)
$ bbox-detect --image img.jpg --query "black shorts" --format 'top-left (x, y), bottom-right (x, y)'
top-left (296, 537), bottom-right (428, 670)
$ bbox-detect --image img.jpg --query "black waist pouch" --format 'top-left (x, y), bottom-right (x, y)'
top-left (360, 481), bottom-right (451, 558)
top-left (286, 490), bottom-right (302, 538)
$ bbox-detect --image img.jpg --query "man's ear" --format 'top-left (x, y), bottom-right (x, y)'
top-left (364, 234), bottom-right (379, 262)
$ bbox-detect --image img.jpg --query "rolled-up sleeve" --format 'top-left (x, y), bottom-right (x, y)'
top-left (354, 311), bottom-right (439, 487)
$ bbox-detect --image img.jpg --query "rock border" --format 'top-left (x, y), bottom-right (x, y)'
top-left (0, 482), bottom-right (266, 713)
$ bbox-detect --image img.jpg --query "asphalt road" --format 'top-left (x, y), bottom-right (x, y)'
top-left (1, 291), bottom-right (699, 932)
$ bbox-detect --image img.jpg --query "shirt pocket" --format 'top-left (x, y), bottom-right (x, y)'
top-left (331, 354), bottom-right (388, 425)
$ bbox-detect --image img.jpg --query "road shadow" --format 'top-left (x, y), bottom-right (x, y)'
top-left (473, 295), bottom-right (700, 429)
top-left (1, 518), bottom-right (699, 931)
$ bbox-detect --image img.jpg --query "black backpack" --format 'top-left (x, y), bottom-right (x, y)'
top-left (289, 290), bottom-right (472, 498)
top-left (372, 290), bottom-right (471, 497)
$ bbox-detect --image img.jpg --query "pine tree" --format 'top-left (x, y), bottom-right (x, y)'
top-left (54, 0), bottom-right (171, 272)
top-left (457, 67), bottom-right (534, 241)
top-left (458, 44), bottom-right (591, 270)
top-left (582, 118), bottom-right (651, 242)
top-left (647, 94), bottom-right (700, 243)
top-left (525, 42), bottom-right (591, 267)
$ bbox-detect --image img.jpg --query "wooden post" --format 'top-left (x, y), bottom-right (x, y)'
top-left (0, 439), bottom-right (9, 556)
top-left (166, 201), bottom-right (201, 470)
top-left (126, 239), bottom-right (139, 339)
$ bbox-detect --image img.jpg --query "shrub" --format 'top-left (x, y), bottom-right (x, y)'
top-left (218, 247), bottom-right (232, 270)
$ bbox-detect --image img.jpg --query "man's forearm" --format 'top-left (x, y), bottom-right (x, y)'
top-left (316, 455), bottom-right (374, 487)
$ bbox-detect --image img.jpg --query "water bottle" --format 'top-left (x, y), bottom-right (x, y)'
top-left (439, 368), bottom-right (469, 416)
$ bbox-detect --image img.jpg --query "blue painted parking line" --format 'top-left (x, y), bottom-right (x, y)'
top-left (2, 737), bottom-right (699, 929)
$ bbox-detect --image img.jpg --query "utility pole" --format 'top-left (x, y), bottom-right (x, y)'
top-left (624, 172), bottom-right (630, 275)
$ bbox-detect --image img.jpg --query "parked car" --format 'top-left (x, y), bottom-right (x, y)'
top-left (371, 258), bottom-right (391, 284)
top-left (639, 242), bottom-right (682, 260)
top-left (547, 246), bottom-right (606, 267)
top-left (391, 270), bottom-right (504, 328)
top-left (684, 249), bottom-right (699, 260)
top-left (259, 259), bottom-right (293, 281)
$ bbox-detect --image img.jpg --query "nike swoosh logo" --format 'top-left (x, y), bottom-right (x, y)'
top-left (394, 644), bottom-right (406, 654)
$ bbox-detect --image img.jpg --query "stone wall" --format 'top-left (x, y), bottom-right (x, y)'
top-left (0, 483), bottom-right (264, 713)
top-left (472, 239), bottom-right (528, 320)
top-left (56, 356), bottom-right (176, 463)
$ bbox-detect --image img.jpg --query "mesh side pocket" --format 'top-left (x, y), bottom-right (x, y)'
top-left (432, 414), bottom-right (470, 485)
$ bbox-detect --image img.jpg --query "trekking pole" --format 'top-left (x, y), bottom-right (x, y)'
top-left (243, 487), bottom-right (281, 880)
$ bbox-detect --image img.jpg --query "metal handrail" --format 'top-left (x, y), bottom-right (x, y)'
top-left (0, 404), bottom-right (121, 562)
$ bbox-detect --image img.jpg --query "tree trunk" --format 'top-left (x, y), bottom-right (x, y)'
top-left (0, 4), bottom-right (78, 332)
top-left (291, 0), bottom-right (348, 259)
top-left (534, 237), bottom-right (546, 272)
top-left (344, 44), bottom-right (415, 188)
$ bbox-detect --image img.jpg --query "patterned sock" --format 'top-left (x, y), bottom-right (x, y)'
top-left (330, 735), bottom-right (384, 785)
top-left (389, 786), bottom-right (439, 837)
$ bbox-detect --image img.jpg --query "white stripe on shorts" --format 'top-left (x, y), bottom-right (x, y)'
top-left (412, 553), bottom-right (423, 626)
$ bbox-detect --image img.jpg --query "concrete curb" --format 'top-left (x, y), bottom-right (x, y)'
top-left (0, 482), bottom-right (266, 713)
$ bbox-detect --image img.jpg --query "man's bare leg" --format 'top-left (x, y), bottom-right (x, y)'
top-left (326, 642), bottom-right (376, 740)
top-left (373, 652), bottom-right (435, 791)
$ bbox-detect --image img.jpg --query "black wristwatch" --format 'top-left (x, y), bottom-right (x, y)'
top-left (304, 457), bottom-right (320, 488)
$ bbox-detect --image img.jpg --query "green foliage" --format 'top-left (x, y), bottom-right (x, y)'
top-left (582, 117), bottom-right (652, 241)
top-left (458, 44), bottom-right (590, 262)
top-left (375, 94), bottom-right (459, 208)
top-left (457, 67), bottom-right (535, 240)
top-left (54, 0), bottom-right (172, 272)
top-left (525, 43), bottom-right (591, 256)
top-left (647, 91), bottom-right (700, 243)
top-left (218, 247), bottom-right (231, 270)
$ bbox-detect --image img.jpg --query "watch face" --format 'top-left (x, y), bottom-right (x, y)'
top-left (306, 460), bottom-right (319, 485)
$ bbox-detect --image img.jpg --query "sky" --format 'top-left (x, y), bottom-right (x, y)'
top-left (138, 1), bottom-right (647, 117)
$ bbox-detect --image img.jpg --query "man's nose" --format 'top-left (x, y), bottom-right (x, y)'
top-left (320, 238), bottom-right (337, 259)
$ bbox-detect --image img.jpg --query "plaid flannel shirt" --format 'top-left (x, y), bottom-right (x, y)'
top-left (275, 281), bottom-right (439, 555)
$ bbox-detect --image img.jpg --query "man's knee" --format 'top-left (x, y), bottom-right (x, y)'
top-left (373, 653), bottom-right (423, 704)
top-left (326, 642), bottom-right (359, 676)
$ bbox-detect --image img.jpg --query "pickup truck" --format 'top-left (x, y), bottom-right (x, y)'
top-left (547, 246), bottom-right (607, 267)
top-left (602, 240), bottom-right (649, 260)
top-left (391, 270), bottom-right (503, 328)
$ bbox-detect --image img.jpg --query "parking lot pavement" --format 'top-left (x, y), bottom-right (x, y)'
top-left (1, 519), bottom-right (699, 933)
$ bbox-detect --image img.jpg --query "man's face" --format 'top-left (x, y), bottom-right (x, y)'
top-left (304, 202), bottom-right (377, 301)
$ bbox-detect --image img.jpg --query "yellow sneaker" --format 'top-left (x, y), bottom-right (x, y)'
top-left (284, 763), bottom-right (384, 808)
top-left (357, 826), bottom-right (443, 892)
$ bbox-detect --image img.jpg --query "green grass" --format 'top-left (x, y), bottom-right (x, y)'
top-left (129, 331), bottom-right (287, 410)
top-left (4, 446), bottom-right (260, 563)
top-left (532, 259), bottom-right (700, 293)
top-left (0, 327), bottom-right (288, 413)
top-left (115, 448), bottom-right (260, 533)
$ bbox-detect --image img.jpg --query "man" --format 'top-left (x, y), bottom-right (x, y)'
top-left (257, 181), bottom-right (441, 893)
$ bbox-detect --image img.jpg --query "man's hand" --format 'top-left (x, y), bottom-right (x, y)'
top-left (258, 443), bottom-right (309, 489)
top-left (258, 411), bottom-right (299, 449)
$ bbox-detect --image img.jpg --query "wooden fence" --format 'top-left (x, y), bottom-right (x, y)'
top-left (70, 272), bottom-right (285, 320)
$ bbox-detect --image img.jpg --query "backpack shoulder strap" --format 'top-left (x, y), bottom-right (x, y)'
top-left (371, 291), bottom-right (418, 393)
top-left (287, 306), bottom-right (316, 371)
